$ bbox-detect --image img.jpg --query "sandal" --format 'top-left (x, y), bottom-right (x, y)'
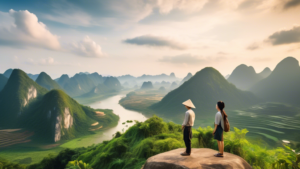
top-left (214, 153), bottom-right (223, 157)
top-left (180, 152), bottom-right (190, 156)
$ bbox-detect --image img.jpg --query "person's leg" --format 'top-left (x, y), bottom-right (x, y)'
top-left (186, 127), bottom-right (191, 154)
top-left (217, 141), bottom-right (221, 153)
top-left (183, 127), bottom-right (188, 153)
top-left (220, 141), bottom-right (224, 154)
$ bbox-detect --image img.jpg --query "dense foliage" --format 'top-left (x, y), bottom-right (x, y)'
top-left (22, 116), bottom-right (300, 169)
top-left (0, 158), bottom-right (27, 169)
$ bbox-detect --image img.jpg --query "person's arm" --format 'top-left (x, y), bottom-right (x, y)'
top-left (182, 112), bottom-right (189, 130)
top-left (213, 124), bottom-right (218, 134)
top-left (213, 113), bottom-right (220, 134)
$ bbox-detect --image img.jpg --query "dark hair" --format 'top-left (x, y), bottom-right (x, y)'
top-left (217, 101), bottom-right (227, 118)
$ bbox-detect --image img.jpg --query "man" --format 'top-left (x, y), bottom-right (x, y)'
top-left (181, 99), bottom-right (196, 156)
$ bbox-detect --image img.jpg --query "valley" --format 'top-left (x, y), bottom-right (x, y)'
top-left (0, 57), bottom-right (300, 168)
top-left (0, 94), bottom-right (148, 164)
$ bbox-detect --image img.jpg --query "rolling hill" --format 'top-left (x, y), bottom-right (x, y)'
top-left (36, 72), bottom-right (62, 90)
top-left (0, 69), bottom-right (48, 128)
top-left (227, 64), bottom-right (264, 90)
top-left (0, 74), bottom-right (8, 91)
top-left (150, 67), bottom-right (259, 119)
top-left (250, 57), bottom-right (300, 105)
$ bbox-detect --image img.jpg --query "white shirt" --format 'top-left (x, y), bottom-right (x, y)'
top-left (215, 111), bottom-right (224, 129)
top-left (182, 109), bottom-right (195, 126)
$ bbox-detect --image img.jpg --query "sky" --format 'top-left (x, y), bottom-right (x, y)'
top-left (0, 0), bottom-right (299, 79)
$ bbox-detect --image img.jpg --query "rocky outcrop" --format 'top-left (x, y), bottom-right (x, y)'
top-left (54, 107), bottom-right (73, 142)
top-left (64, 108), bottom-right (73, 129)
top-left (54, 115), bottom-right (62, 142)
top-left (23, 86), bottom-right (37, 106)
top-left (142, 148), bottom-right (252, 169)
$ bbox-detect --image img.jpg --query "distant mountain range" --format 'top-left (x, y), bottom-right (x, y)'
top-left (227, 64), bottom-right (271, 90)
top-left (151, 67), bottom-right (260, 119)
top-left (250, 57), bottom-right (300, 106)
top-left (180, 73), bottom-right (192, 85)
top-left (0, 69), bottom-right (119, 143)
top-left (117, 73), bottom-right (180, 86)
top-left (141, 81), bottom-right (154, 90)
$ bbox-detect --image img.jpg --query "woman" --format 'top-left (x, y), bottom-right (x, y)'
top-left (213, 101), bottom-right (227, 157)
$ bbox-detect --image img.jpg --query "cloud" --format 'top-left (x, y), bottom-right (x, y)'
top-left (123, 35), bottom-right (188, 50)
top-left (247, 42), bottom-right (260, 50)
top-left (0, 9), bottom-right (60, 50)
top-left (155, 0), bottom-right (208, 14)
top-left (21, 57), bottom-right (81, 67)
top-left (25, 57), bottom-right (55, 65)
top-left (159, 54), bottom-right (226, 65)
top-left (267, 25), bottom-right (300, 45)
top-left (283, 0), bottom-right (300, 10)
top-left (43, 9), bottom-right (92, 27)
top-left (70, 36), bottom-right (105, 58)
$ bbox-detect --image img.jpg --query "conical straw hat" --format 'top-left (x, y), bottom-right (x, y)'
top-left (182, 99), bottom-right (196, 109)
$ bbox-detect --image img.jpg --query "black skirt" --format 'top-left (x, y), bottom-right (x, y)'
top-left (214, 124), bottom-right (223, 141)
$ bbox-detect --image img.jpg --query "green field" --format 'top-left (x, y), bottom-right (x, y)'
top-left (0, 124), bottom-right (117, 164)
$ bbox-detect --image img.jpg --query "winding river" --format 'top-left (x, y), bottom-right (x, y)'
top-left (61, 94), bottom-right (148, 148)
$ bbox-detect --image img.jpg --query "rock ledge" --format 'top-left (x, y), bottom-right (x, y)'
top-left (142, 148), bottom-right (252, 169)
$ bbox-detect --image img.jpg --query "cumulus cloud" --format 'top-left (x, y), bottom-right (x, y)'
top-left (123, 35), bottom-right (188, 50)
top-left (70, 36), bottom-right (105, 58)
top-left (0, 9), bottom-right (60, 50)
top-left (159, 54), bottom-right (226, 65)
top-left (267, 25), bottom-right (300, 45)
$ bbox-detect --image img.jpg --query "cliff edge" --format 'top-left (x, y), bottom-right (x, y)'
top-left (142, 148), bottom-right (252, 169)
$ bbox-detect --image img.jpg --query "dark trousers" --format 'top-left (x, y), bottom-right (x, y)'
top-left (183, 126), bottom-right (192, 154)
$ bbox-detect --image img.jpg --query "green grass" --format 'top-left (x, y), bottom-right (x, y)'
top-left (0, 147), bottom-right (63, 165)
top-left (24, 116), bottom-right (300, 169)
